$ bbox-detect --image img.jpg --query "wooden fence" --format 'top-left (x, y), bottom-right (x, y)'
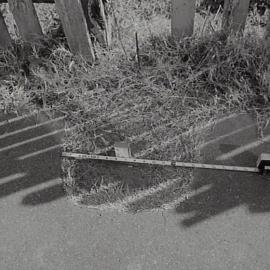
top-left (0, 0), bottom-right (96, 61)
top-left (0, 0), bottom-right (269, 62)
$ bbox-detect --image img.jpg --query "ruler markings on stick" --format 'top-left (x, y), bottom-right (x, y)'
top-left (61, 152), bottom-right (260, 173)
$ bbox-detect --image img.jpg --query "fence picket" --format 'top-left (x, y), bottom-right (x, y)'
top-left (0, 10), bottom-right (12, 49)
top-left (8, 0), bottom-right (43, 42)
top-left (54, 0), bottom-right (95, 62)
top-left (171, 0), bottom-right (196, 39)
top-left (1, 0), bottom-right (268, 57)
top-left (222, 0), bottom-right (250, 33)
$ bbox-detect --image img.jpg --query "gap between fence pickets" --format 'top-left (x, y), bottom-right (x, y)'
top-left (61, 152), bottom-right (260, 173)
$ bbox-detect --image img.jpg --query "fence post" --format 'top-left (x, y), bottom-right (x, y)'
top-left (54, 0), bottom-right (95, 62)
top-left (0, 10), bottom-right (12, 49)
top-left (171, 0), bottom-right (196, 39)
top-left (222, 0), bottom-right (250, 34)
top-left (8, 0), bottom-right (43, 43)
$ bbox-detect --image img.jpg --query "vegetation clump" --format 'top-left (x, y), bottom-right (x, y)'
top-left (198, 0), bottom-right (270, 15)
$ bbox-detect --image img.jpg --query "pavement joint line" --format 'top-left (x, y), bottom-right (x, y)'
top-left (0, 116), bottom-right (66, 140)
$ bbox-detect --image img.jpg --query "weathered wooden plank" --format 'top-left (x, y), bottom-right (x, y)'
top-left (171, 0), bottom-right (196, 39)
top-left (0, 10), bottom-right (12, 49)
top-left (54, 0), bottom-right (95, 61)
top-left (222, 0), bottom-right (251, 34)
top-left (8, 0), bottom-right (43, 42)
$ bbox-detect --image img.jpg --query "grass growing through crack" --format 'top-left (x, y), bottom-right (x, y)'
top-left (1, 2), bottom-right (270, 211)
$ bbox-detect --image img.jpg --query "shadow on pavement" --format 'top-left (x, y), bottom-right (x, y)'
top-left (0, 110), bottom-right (66, 206)
top-left (175, 142), bottom-right (270, 227)
top-left (21, 183), bottom-right (65, 205)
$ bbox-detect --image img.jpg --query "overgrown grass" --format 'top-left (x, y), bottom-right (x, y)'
top-left (0, 1), bottom-right (270, 211)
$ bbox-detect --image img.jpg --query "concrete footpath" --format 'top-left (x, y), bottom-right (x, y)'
top-left (0, 110), bottom-right (270, 270)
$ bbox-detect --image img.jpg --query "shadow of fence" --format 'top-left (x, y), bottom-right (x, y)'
top-left (0, 109), bottom-right (66, 206)
top-left (174, 114), bottom-right (270, 227)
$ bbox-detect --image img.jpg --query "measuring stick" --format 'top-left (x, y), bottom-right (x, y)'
top-left (62, 152), bottom-right (260, 173)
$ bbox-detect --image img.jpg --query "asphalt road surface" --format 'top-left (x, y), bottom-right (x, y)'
top-left (0, 111), bottom-right (270, 270)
